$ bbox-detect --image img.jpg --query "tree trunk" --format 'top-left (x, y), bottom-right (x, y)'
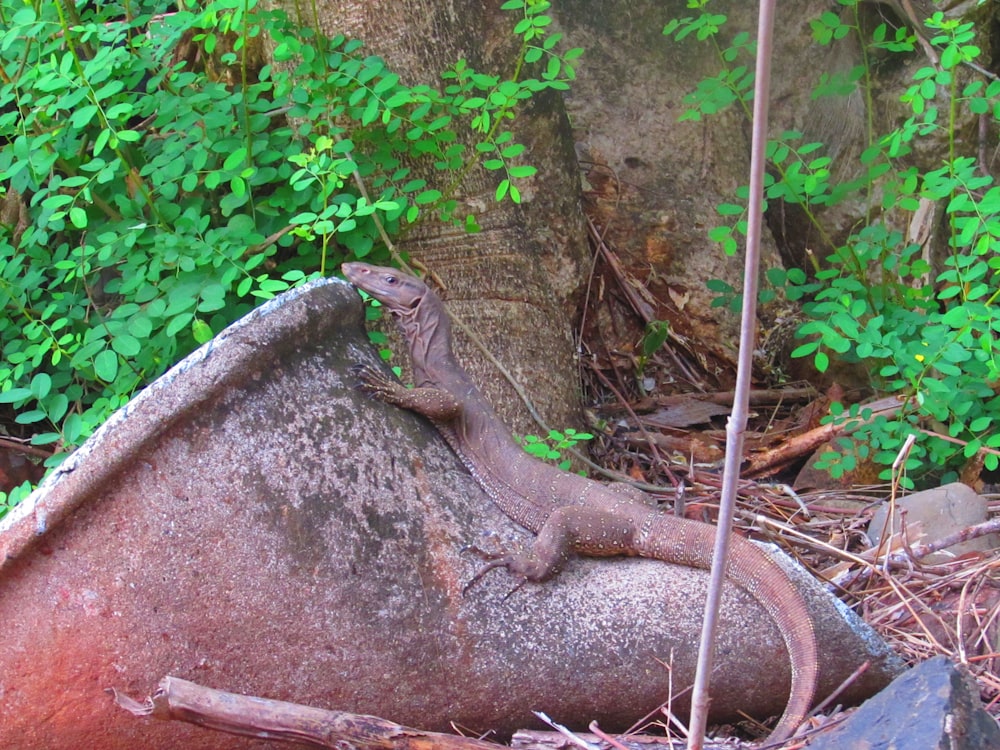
top-left (554, 0), bottom-right (791, 387)
top-left (274, 0), bottom-right (591, 437)
top-left (268, 0), bottom-right (999, 427)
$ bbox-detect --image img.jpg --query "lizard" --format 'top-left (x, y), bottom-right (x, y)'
top-left (342, 261), bottom-right (818, 745)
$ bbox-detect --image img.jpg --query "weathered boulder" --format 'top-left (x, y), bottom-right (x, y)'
top-left (0, 278), bottom-right (902, 749)
top-left (869, 483), bottom-right (1000, 563)
top-left (808, 655), bottom-right (1000, 750)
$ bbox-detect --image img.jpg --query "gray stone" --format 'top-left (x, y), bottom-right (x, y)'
top-left (869, 483), bottom-right (1000, 563)
top-left (0, 279), bottom-right (902, 749)
top-left (808, 655), bottom-right (1000, 750)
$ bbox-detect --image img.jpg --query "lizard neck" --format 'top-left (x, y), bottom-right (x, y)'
top-left (394, 290), bottom-right (465, 391)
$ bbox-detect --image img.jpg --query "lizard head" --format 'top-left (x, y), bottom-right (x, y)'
top-left (342, 262), bottom-right (428, 314)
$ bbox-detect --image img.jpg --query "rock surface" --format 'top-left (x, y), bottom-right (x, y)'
top-left (808, 655), bottom-right (1000, 750)
top-left (0, 279), bottom-right (902, 749)
top-left (869, 483), bottom-right (1000, 563)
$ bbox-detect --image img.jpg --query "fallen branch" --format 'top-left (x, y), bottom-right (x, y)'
top-left (742, 395), bottom-right (908, 477)
top-left (510, 729), bottom-right (730, 750)
top-left (111, 676), bottom-right (499, 750)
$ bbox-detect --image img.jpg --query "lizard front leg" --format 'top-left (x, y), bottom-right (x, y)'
top-left (351, 364), bottom-right (463, 421)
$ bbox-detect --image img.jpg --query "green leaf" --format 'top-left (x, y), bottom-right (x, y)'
top-left (94, 350), bottom-right (119, 382)
top-left (166, 313), bottom-right (194, 337)
top-left (46, 393), bottom-right (69, 423)
top-left (501, 143), bottom-right (526, 159)
top-left (969, 416), bottom-right (992, 432)
top-left (106, 102), bottom-right (134, 120)
top-left (94, 128), bottom-right (113, 159)
top-left (361, 96), bottom-right (379, 125)
top-left (495, 179), bottom-right (510, 202)
top-left (192, 319), bottom-right (214, 344)
top-left (374, 73), bottom-right (399, 94)
top-left (30, 373), bottom-right (52, 400)
top-left (15, 410), bottom-right (46, 425)
top-left (69, 104), bottom-right (98, 130)
top-left (69, 207), bottom-right (88, 229)
top-left (111, 334), bottom-right (141, 357)
top-left (0, 388), bottom-right (33, 405)
top-left (224, 147), bottom-right (248, 172)
top-left (790, 341), bottom-right (818, 358)
top-left (508, 165), bottom-right (537, 178)
top-left (415, 189), bottom-right (441, 204)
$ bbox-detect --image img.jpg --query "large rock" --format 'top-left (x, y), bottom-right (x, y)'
top-left (0, 278), bottom-right (902, 749)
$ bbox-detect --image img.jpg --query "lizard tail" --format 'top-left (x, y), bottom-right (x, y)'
top-left (639, 515), bottom-right (818, 744)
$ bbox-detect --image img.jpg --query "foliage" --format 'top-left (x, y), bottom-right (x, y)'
top-left (634, 319), bottom-right (671, 393)
top-left (0, 0), bottom-right (580, 516)
top-left (638, 319), bottom-right (671, 368)
top-left (1, 479), bottom-right (31, 518)
top-left (664, 2), bottom-right (1000, 487)
top-left (519, 428), bottom-right (593, 472)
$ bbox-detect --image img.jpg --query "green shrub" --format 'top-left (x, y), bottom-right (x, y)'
top-left (519, 428), bottom-right (594, 472)
top-left (665, 2), bottom-right (1000, 487)
top-left (0, 0), bottom-right (579, 515)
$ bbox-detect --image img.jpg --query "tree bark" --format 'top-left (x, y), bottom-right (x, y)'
top-left (274, 0), bottom-right (591, 437)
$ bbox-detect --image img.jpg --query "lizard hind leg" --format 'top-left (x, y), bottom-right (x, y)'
top-left (480, 506), bottom-right (581, 584)
top-left (460, 546), bottom-right (528, 598)
top-left (460, 523), bottom-right (571, 596)
top-left (480, 503), bottom-right (635, 584)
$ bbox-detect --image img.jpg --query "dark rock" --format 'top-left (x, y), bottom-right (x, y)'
top-left (808, 655), bottom-right (1000, 750)
top-left (0, 446), bottom-right (44, 493)
top-left (0, 278), bottom-right (902, 749)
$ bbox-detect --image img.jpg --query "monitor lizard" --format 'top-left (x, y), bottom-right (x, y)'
top-left (342, 261), bottom-right (818, 744)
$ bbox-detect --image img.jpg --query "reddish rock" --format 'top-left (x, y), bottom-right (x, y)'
top-left (0, 279), bottom-right (902, 749)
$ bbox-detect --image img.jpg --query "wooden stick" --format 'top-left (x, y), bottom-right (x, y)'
top-left (687, 1), bottom-right (777, 746)
top-left (742, 395), bottom-right (907, 477)
top-left (111, 676), bottom-right (499, 750)
top-left (0, 435), bottom-right (52, 460)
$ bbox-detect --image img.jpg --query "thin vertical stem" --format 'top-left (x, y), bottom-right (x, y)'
top-left (686, 1), bottom-right (776, 747)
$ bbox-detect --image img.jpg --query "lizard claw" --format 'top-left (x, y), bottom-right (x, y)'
top-left (459, 542), bottom-right (501, 560)
top-left (350, 363), bottom-right (395, 398)
top-left (499, 576), bottom-right (528, 602)
top-left (459, 544), bottom-right (520, 597)
top-left (461, 557), bottom-right (509, 595)
top-left (461, 551), bottom-right (528, 600)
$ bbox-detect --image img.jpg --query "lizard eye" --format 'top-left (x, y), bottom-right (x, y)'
top-left (385, 275), bottom-right (398, 285)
